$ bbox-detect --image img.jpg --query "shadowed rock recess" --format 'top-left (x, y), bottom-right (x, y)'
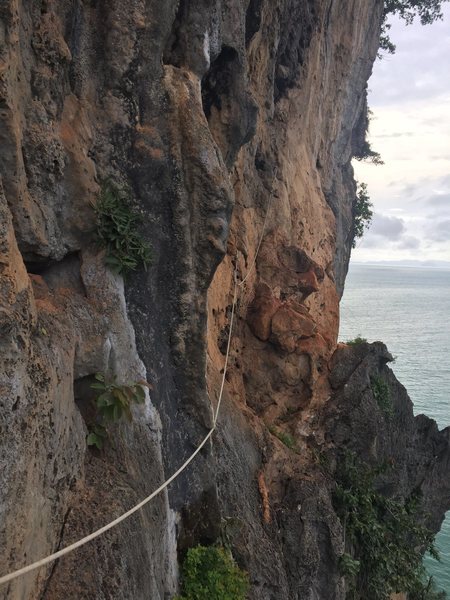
top-left (0, 1), bottom-right (449, 599)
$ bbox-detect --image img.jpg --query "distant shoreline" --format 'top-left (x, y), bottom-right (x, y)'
top-left (350, 261), bottom-right (450, 271)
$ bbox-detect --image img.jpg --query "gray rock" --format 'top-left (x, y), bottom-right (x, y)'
top-left (1, 1), bottom-right (448, 599)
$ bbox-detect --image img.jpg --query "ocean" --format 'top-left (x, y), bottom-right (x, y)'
top-left (339, 263), bottom-right (450, 593)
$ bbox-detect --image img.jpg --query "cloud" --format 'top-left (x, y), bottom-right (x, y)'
top-left (360, 236), bottom-right (383, 248)
top-left (401, 182), bottom-right (422, 197)
top-left (371, 6), bottom-right (450, 106)
top-left (427, 194), bottom-right (450, 209)
top-left (420, 193), bottom-right (450, 220)
top-left (425, 219), bottom-right (450, 242)
top-left (374, 132), bottom-right (414, 139)
top-left (369, 213), bottom-right (406, 239)
top-left (422, 116), bottom-right (450, 128)
top-left (430, 155), bottom-right (450, 161)
top-left (352, 10), bottom-right (450, 264)
top-left (397, 236), bottom-right (421, 249)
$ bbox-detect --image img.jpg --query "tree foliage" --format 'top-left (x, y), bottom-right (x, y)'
top-left (352, 183), bottom-right (373, 248)
top-left (353, 140), bottom-right (384, 165)
top-left (384, 0), bottom-right (445, 24)
top-left (380, 0), bottom-right (447, 53)
top-left (334, 452), bottom-right (446, 600)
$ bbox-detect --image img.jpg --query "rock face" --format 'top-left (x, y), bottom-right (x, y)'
top-left (0, 1), bottom-right (449, 600)
top-left (326, 342), bottom-right (450, 536)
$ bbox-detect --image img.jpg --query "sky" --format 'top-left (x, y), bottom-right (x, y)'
top-left (352, 5), bottom-right (450, 266)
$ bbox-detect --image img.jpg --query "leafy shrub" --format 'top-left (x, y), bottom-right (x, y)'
top-left (352, 183), bottom-right (373, 248)
top-left (339, 553), bottom-right (360, 579)
top-left (346, 335), bottom-right (368, 346)
top-left (175, 545), bottom-right (249, 600)
top-left (86, 424), bottom-right (108, 449)
top-left (93, 180), bottom-right (152, 275)
top-left (86, 373), bottom-right (149, 449)
top-left (333, 452), bottom-right (444, 599)
top-left (371, 375), bottom-right (393, 418)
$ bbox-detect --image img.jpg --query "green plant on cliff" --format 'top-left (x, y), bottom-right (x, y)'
top-left (334, 452), bottom-right (444, 600)
top-left (353, 106), bottom-right (384, 165)
top-left (174, 545), bottom-right (249, 600)
top-left (267, 424), bottom-right (296, 450)
top-left (346, 335), bottom-right (368, 346)
top-left (86, 373), bottom-right (149, 449)
top-left (410, 577), bottom-right (447, 599)
top-left (371, 375), bottom-right (393, 418)
top-left (380, 0), bottom-right (446, 54)
top-left (353, 139), bottom-right (384, 165)
top-left (352, 183), bottom-right (373, 248)
top-left (93, 180), bottom-right (152, 275)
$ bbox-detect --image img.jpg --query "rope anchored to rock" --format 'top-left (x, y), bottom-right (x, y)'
top-left (0, 177), bottom-right (276, 588)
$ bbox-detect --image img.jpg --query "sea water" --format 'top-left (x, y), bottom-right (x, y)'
top-left (339, 263), bottom-right (450, 593)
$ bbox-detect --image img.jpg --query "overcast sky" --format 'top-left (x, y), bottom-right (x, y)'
top-left (352, 5), bottom-right (450, 266)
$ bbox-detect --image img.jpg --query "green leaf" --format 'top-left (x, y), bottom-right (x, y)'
top-left (124, 404), bottom-right (133, 422)
top-left (134, 385), bottom-right (146, 403)
top-left (86, 432), bottom-right (104, 450)
top-left (96, 392), bottom-right (114, 408)
top-left (121, 385), bottom-right (134, 400)
top-left (111, 387), bottom-right (129, 407)
top-left (90, 382), bottom-right (106, 390)
top-left (113, 403), bottom-right (122, 421)
top-left (178, 546), bottom-right (249, 600)
top-left (93, 180), bottom-right (153, 276)
top-left (102, 405), bottom-right (116, 421)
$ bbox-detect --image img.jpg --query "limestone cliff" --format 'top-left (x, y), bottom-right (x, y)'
top-left (0, 1), bottom-right (449, 599)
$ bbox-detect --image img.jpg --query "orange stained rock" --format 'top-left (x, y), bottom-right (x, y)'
top-left (296, 269), bottom-right (320, 297)
top-left (246, 282), bottom-right (282, 341)
top-left (257, 471), bottom-right (271, 524)
top-left (270, 305), bottom-right (317, 353)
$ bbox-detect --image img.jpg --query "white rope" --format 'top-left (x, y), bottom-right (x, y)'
top-left (238, 169), bottom-right (276, 287)
top-left (0, 173), bottom-right (275, 588)
top-left (0, 427), bottom-right (216, 586)
top-left (0, 280), bottom-right (239, 588)
top-left (213, 277), bottom-right (238, 425)
top-left (0, 286), bottom-right (236, 588)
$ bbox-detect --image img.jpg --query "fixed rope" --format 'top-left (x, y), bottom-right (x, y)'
top-left (238, 200), bottom-right (271, 287)
top-left (0, 181), bottom-right (274, 588)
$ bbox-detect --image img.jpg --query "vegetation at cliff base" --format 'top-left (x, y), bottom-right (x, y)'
top-left (334, 452), bottom-right (445, 599)
top-left (93, 180), bottom-right (152, 275)
top-left (352, 183), bottom-right (373, 248)
top-left (174, 545), bottom-right (249, 600)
